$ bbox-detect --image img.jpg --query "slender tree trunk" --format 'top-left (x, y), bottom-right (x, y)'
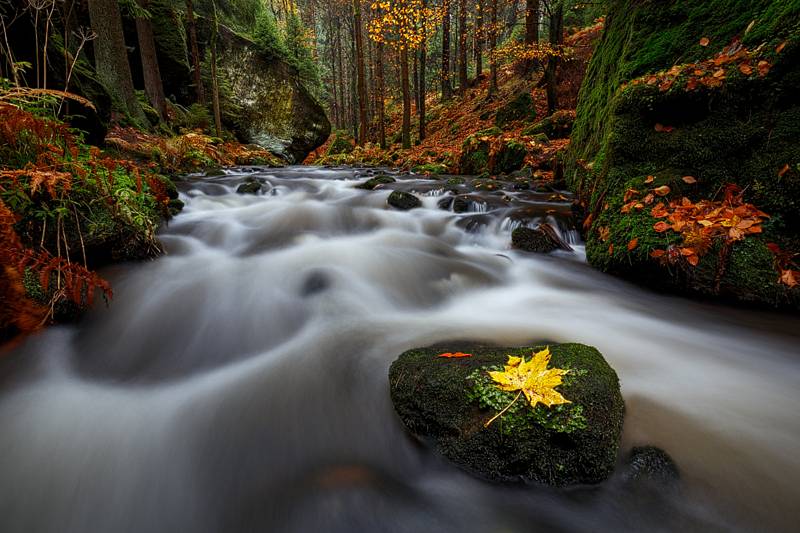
top-left (523, 0), bottom-right (540, 73)
top-left (475, 0), bottom-right (483, 76)
top-left (545, 2), bottom-right (563, 114)
top-left (419, 4), bottom-right (427, 141)
top-left (413, 48), bottom-right (419, 113)
top-left (330, 19), bottom-right (339, 127)
top-left (135, 0), bottom-right (167, 120)
top-left (440, 0), bottom-right (452, 101)
top-left (401, 47), bottom-right (411, 149)
top-left (185, 0), bottom-right (205, 104)
top-left (337, 26), bottom-right (346, 130)
top-left (86, 0), bottom-right (147, 123)
top-left (353, 0), bottom-right (368, 144)
top-left (458, 0), bottom-right (468, 92)
top-left (210, 3), bottom-right (222, 136)
top-left (376, 41), bottom-right (386, 148)
top-left (489, 0), bottom-right (498, 95)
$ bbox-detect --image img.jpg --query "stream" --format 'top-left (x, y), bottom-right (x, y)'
top-left (1, 166), bottom-right (798, 532)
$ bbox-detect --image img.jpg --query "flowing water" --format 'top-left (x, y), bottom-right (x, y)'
top-left (1, 167), bottom-right (798, 533)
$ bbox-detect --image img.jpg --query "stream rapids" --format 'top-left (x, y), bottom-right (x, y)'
top-left (1, 166), bottom-right (798, 533)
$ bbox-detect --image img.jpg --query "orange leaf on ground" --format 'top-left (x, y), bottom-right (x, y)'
top-left (779, 270), bottom-right (798, 288)
top-left (437, 352), bottom-right (473, 358)
top-left (757, 60), bottom-right (771, 77)
top-left (778, 164), bottom-right (790, 177)
top-left (653, 221), bottom-right (671, 233)
top-left (645, 175), bottom-right (655, 184)
top-left (653, 185), bottom-right (671, 196)
top-left (776, 41), bottom-right (787, 54)
top-left (654, 123), bottom-right (674, 133)
top-left (682, 176), bottom-right (697, 184)
top-left (627, 238), bottom-right (639, 251)
top-left (699, 37), bottom-right (710, 47)
top-left (739, 63), bottom-right (753, 75)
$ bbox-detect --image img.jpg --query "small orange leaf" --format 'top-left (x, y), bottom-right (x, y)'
top-left (650, 249), bottom-right (666, 259)
top-left (757, 60), bottom-right (771, 77)
top-left (778, 164), bottom-right (790, 177)
top-left (644, 175), bottom-right (655, 184)
top-left (654, 123), bottom-right (674, 133)
top-left (438, 352), bottom-right (473, 358)
top-left (776, 41), bottom-right (787, 54)
top-left (608, 244), bottom-right (614, 255)
top-left (682, 175), bottom-right (697, 184)
top-left (739, 63), bottom-right (753, 76)
top-left (653, 185), bottom-right (671, 196)
top-left (627, 238), bottom-right (639, 251)
top-left (699, 37), bottom-right (710, 47)
top-left (653, 221), bottom-right (671, 233)
top-left (780, 269), bottom-right (798, 288)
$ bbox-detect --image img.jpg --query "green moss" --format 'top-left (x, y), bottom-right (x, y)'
top-left (326, 130), bottom-right (355, 156)
top-left (495, 92), bottom-right (537, 128)
top-left (412, 163), bottom-right (448, 175)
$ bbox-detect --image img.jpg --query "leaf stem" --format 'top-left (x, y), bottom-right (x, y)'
top-left (484, 390), bottom-right (522, 428)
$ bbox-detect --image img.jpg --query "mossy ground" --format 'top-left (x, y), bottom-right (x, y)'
top-left (389, 343), bottom-right (624, 486)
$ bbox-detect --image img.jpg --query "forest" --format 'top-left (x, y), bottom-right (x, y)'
top-left (0, 0), bottom-right (799, 532)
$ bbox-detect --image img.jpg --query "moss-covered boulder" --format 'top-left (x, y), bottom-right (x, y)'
top-left (566, 0), bottom-right (800, 308)
top-left (389, 343), bottom-right (624, 486)
top-left (512, 224), bottom-right (572, 253)
top-left (459, 127), bottom-right (500, 175)
top-left (387, 190), bottom-right (422, 210)
top-left (495, 92), bottom-right (537, 127)
top-left (494, 139), bottom-right (528, 175)
top-left (524, 110), bottom-right (575, 139)
top-left (356, 175), bottom-right (395, 190)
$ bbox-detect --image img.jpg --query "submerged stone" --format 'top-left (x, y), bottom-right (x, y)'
top-left (236, 181), bottom-right (263, 194)
top-left (389, 343), bottom-right (625, 486)
top-left (357, 175), bottom-right (396, 190)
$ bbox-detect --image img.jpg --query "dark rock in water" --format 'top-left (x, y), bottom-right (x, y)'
top-left (452, 195), bottom-right (471, 213)
top-left (512, 224), bottom-right (572, 253)
top-left (236, 181), bottom-right (263, 194)
top-left (168, 199), bottom-right (185, 217)
top-left (622, 446), bottom-right (680, 486)
top-left (389, 343), bottom-right (625, 486)
top-left (437, 197), bottom-right (454, 210)
top-left (387, 191), bottom-right (421, 210)
top-left (357, 175), bottom-right (396, 190)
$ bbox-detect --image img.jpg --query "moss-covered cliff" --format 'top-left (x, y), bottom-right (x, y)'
top-left (567, 0), bottom-right (800, 307)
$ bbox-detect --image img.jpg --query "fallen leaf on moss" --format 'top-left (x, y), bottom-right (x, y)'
top-left (644, 175), bottom-right (655, 184)
top-left (488, 347), bottom-right (571, 410)
top-left (438, 352), bottom-right (473, 358)
top-left (627, 238), bottom-right (639, 251)
top-left (776, 41), bottom-right (787, 54)
top-left (654, 185), bottom-right (671, 196)
top-left (778, 164), bottom-right (790, 177)
top-left (682, 176), bottom-right (697, 184)
top-left (699, 37), bottom-right (710, 47)
top-left (779, 269), bottom-right (798, 288)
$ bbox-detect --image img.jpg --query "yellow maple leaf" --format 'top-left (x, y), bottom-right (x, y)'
top-left (489, 347), bottom-right (571, 410)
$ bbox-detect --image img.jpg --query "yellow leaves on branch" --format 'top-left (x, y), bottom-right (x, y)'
top-left (492, 41), bottom-right (564, 63)
top-left (485, 347), bottom-right (571, 428)
top-left (367, 0), bottom-right (441, 51)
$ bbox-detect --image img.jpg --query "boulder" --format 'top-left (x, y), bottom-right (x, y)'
top-left (357, 175), bottom-right (396, 190)
top-left (326, 130), bottom-right (355, 156)
top-left (236, 179), bottom-right (263, 194)
top-left (512, 224), bottom-right (573, 253)
top-left (389, 343), bottom-right (625, 486)
top-left (622, 446), bottom-right (680, 486)
top-left (387, 190), bottom-right (421, 210)
top-left (495, 92), bottom-right (537, 127)
top-left (524, 110), bottom-right (575, 139)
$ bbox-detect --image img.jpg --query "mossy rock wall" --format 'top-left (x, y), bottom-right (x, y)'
top-left (389, 343), bottom-right (624, 486)
top-left (566, 0), bottom-right (800, 307)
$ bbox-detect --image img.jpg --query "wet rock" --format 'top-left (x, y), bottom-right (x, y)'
top-left (236, 180), bottom-right (263, 194)
top-left (512, 224), bottom-right (572, 253)
top-left (326, 130), bottom-right (355, 156)
top-left (387, 191), bottom-right (421, 210)
top-left (389, 343), bottom-right (625, 486)
top-left (524, 110), bottom-right (575, 139)
top-left (357, 175), bottom-right (396, 190)
top-left (622, 446), bottom-right (680, 486)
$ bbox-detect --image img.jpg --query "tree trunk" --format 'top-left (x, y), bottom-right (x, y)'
top-left (419, 1), bottom-right (427, 141)
top-left (440, 0), bottom-right (452, 101)
top-left (210, 3), bottom-right (222, 137)
top-left (86, 0), bottom-right (147, 124)
top-left (475, 0), bottom-right (483, 77)
top-left (489, 0), bottom-right (498, 95)
top-left (401, 47), bottom-right (411, 149)
top-left (185, 0), bottom-right (205, 104)
top-left (523, 0), bottom-right (540, 73)
top-left (135, 0), bottom-right (167, 120)
top-left (353, 0), bottom-right (368, 145)
top-left (458, 0), bottom-right (468, 92)
top-left (545, 2), bottom-right (563, 114)
top-left (376, 41), bottom-right (386, 148)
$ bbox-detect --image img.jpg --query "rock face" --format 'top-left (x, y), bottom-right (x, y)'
top-left (495, 92), bottom-right (537, 127)
top-left (216, 28), bottom-right (330, 162)
top-left (389, 343), bottom-right (625, 486)
top-left (566, 0), bottom-right (800, 308)
top-left (460, 127), bottom-right (528, 175)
